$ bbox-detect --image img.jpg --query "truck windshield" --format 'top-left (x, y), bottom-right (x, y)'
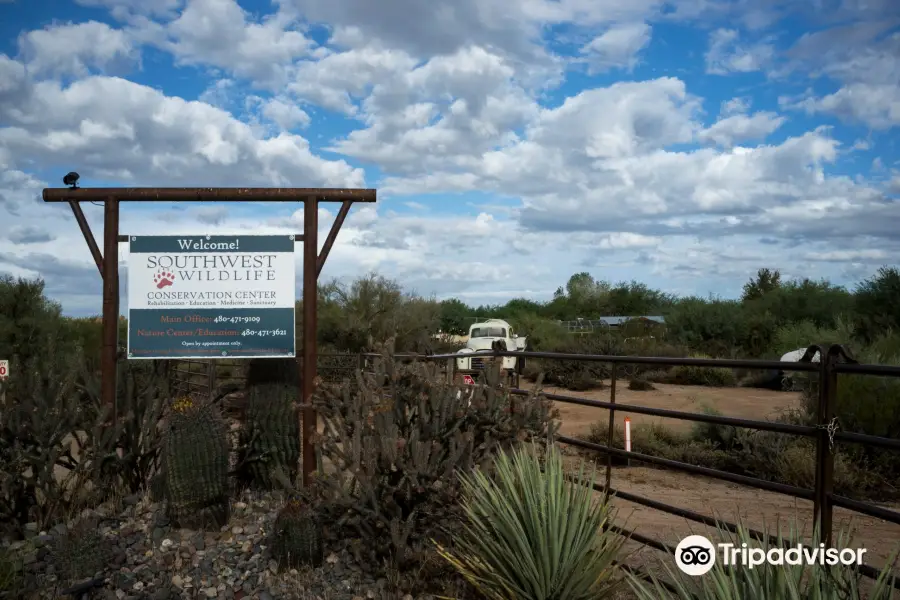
top-left (470, 327), bottom-right (506, 338)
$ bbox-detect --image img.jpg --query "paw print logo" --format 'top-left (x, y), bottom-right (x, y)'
top-left (153, 270), bottom-right (175, 289)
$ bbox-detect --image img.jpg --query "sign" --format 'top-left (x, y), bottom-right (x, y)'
top-left (462, 374), bottom-right (475, 385)
top-left (0, 359), bottom-right (8, 379)
top-left (127, 235), bottom-right (296, 359)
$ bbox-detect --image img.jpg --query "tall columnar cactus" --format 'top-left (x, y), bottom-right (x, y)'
top-left (271, 496), bottom-right (324, 568)
top-left (237, 358), bottom-right (300, 489)
top-left (162, 396), bottom-right (231, 530)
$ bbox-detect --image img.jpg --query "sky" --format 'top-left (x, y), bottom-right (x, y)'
top-left (0, 0), bottom-right (898, 317)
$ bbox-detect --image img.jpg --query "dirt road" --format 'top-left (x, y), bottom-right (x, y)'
top-left (545, 382), bottom-right (900, 576)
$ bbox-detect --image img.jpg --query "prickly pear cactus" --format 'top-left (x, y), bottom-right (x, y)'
top-left (51, 522), bottom-right (115, 584)
top-left (271, 497), bottom-right (324, 568)
top-left (237, 359), bottom-right (300, 489)
top-left (163, 396), bottom-right (230, 530)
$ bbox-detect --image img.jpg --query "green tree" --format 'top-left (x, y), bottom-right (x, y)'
top-left (741, 268), bottom-right (782, 302)
top-left (0, 276), bottom-right (68, 367)
top-left (607, 281), bottom-right (674, 315)
top-left (747, 278), bottom-right (853, 329)
top-left (438, 298), bottom-right (471, 335)
top-left (855, 266), bottom-right (900, 343)
top-left (312, 273), bottom-right (440, 352)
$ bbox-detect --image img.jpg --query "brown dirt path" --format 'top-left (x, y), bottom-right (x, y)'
top-left (545, 381), bottom-right (900, 580)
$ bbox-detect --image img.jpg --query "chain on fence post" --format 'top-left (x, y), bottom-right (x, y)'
top-left (813, 345), bottom-right (839, 547)
top-left (605, 362), bottom-right (618, 498)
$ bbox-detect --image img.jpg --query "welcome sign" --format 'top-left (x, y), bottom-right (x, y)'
top-left (127, 235), bottom-right (296, 359)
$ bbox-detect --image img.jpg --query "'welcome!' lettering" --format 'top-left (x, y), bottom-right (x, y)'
top-left (176, 238), bottom-right (240, 251)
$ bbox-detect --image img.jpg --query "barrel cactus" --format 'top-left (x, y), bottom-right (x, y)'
top-left (51, 522), bottom-right (115, 584)
top-left (271, 497), bottom-right (324, 568)
top-left (237, 359), bottom-right (300, 489)
top-left (148, 470), bottom-right (167, 502)
top-left (162, 395), bottom-right (231, 530)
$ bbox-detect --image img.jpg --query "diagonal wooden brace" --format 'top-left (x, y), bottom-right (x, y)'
top-left (69, 200), bottom-right (104, 276)
top-left (316, 200), bottom-right (352, 277)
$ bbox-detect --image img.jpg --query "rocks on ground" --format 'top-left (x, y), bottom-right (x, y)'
top-left (3, 491), bottom-right (423, 600)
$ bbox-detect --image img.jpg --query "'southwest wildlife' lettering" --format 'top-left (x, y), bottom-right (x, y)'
top-left (146, 253), bottom-right (278, 282)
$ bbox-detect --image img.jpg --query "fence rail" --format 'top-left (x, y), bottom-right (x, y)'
top-left (168, 344), bottom-right (900, 587)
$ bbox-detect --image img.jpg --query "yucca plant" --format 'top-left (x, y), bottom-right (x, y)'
top-left (436, 442), bottom-right (626, 600)
top-left (626, 519), bottom-right (900, 600)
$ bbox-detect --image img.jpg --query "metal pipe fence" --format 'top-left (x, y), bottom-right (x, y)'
top-left (168, 343), bottom-right (900, 587)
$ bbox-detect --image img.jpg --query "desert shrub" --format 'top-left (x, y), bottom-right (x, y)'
top-left (587, 419), bottom-right (879, 498)
top-left (643, 369), bottom-right (675, 384)
top-left (586, 422), bottom-right (732, 470)
top-left (437, 443), bottom-right (625, 600)
top-left (78, 359), bottom-right (171, 495)
top-left (670, 354), bottom-right (737, 387)
top-left (0, 344), bottom-right (176, 539)
top-left (510, 313), bottom-right (566, 351)
top-left (779, 334), bottom-right (900, 495)
top-left (534, 335), bottom-right (689, 390)
top-left (748, 278), bottom-right (856, 330)
top-left (627, 519), bottom-right (900, 600)
top-left (0, 546), bottom-right (24, 597)
top-left (771, 316), bottom-right (856, 358)
top-left (0, 339), bottom-right (95, 538)
top-left (309, 346), bottom-right (558, 571)
top-left (665, 298), bottom-right (747, 357)
top-left (855, 266), bottom-right (900, 343)
top-left (537, 335), bottom-right (618, 390)
top-left (629, 378), bottom-right (655, 391)
top-left (314, 274), bottom-right (441, 353)
top-left (690, 406), bottom-right (738, 450)
top-left (797, 340), bottom-right (900, 493)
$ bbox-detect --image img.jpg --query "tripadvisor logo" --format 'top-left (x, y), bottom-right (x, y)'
top-left (675, 535), bottom-right (866, 576)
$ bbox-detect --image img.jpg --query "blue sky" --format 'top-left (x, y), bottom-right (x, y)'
top-left (0, 0), bottom-right (898, 316)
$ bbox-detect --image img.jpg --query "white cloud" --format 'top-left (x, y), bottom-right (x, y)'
top-left (0, 60), bottom-right (363, 188)
top-left (259, 97), bottom-right (311, 130)
top-left (580, 22), bottom-right (652, 73)
top-left (17, 21), bottom-right (138, 78)
top-left (705, 28), bottom-right (775, 74)
top-left (158, 0), bottom-right (317, 86)
top-left (698, 111), bottom-right (785, 147)
top-left (2, 1), bottom-right (899, 315)
top-left (598, 232), bottom-right (661, 249)
top-left (788, 83), bottom-right (900, 130)
top-left (324, 46), bottom-right (541, 173)
top-left (777, 24), bottom-right (900, 129)
top-left (720, 96), bottom-right (751, 116)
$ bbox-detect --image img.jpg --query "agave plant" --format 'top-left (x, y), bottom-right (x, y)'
top-left (626, 519), bottom-right (900, 600)
top-left (436, 442), bottom-right (626, 600)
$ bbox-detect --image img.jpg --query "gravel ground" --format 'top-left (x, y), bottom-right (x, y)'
top-left (4, 490), bottom-right (427, 600)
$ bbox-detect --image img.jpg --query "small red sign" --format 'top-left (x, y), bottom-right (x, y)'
top-left (462, 375), bottom-right (475, 385)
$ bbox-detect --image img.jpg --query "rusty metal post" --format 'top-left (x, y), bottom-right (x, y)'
top-left (101, 198), bottom-right (120, 423)
top-left (207, 360), bottom-right (216, 399)
top-left (605, 363), bottom-right (618, 496)
top-left (813, 347), bottom-right (838, 546)
top-left (301, 196), bottom-right (319, 486)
